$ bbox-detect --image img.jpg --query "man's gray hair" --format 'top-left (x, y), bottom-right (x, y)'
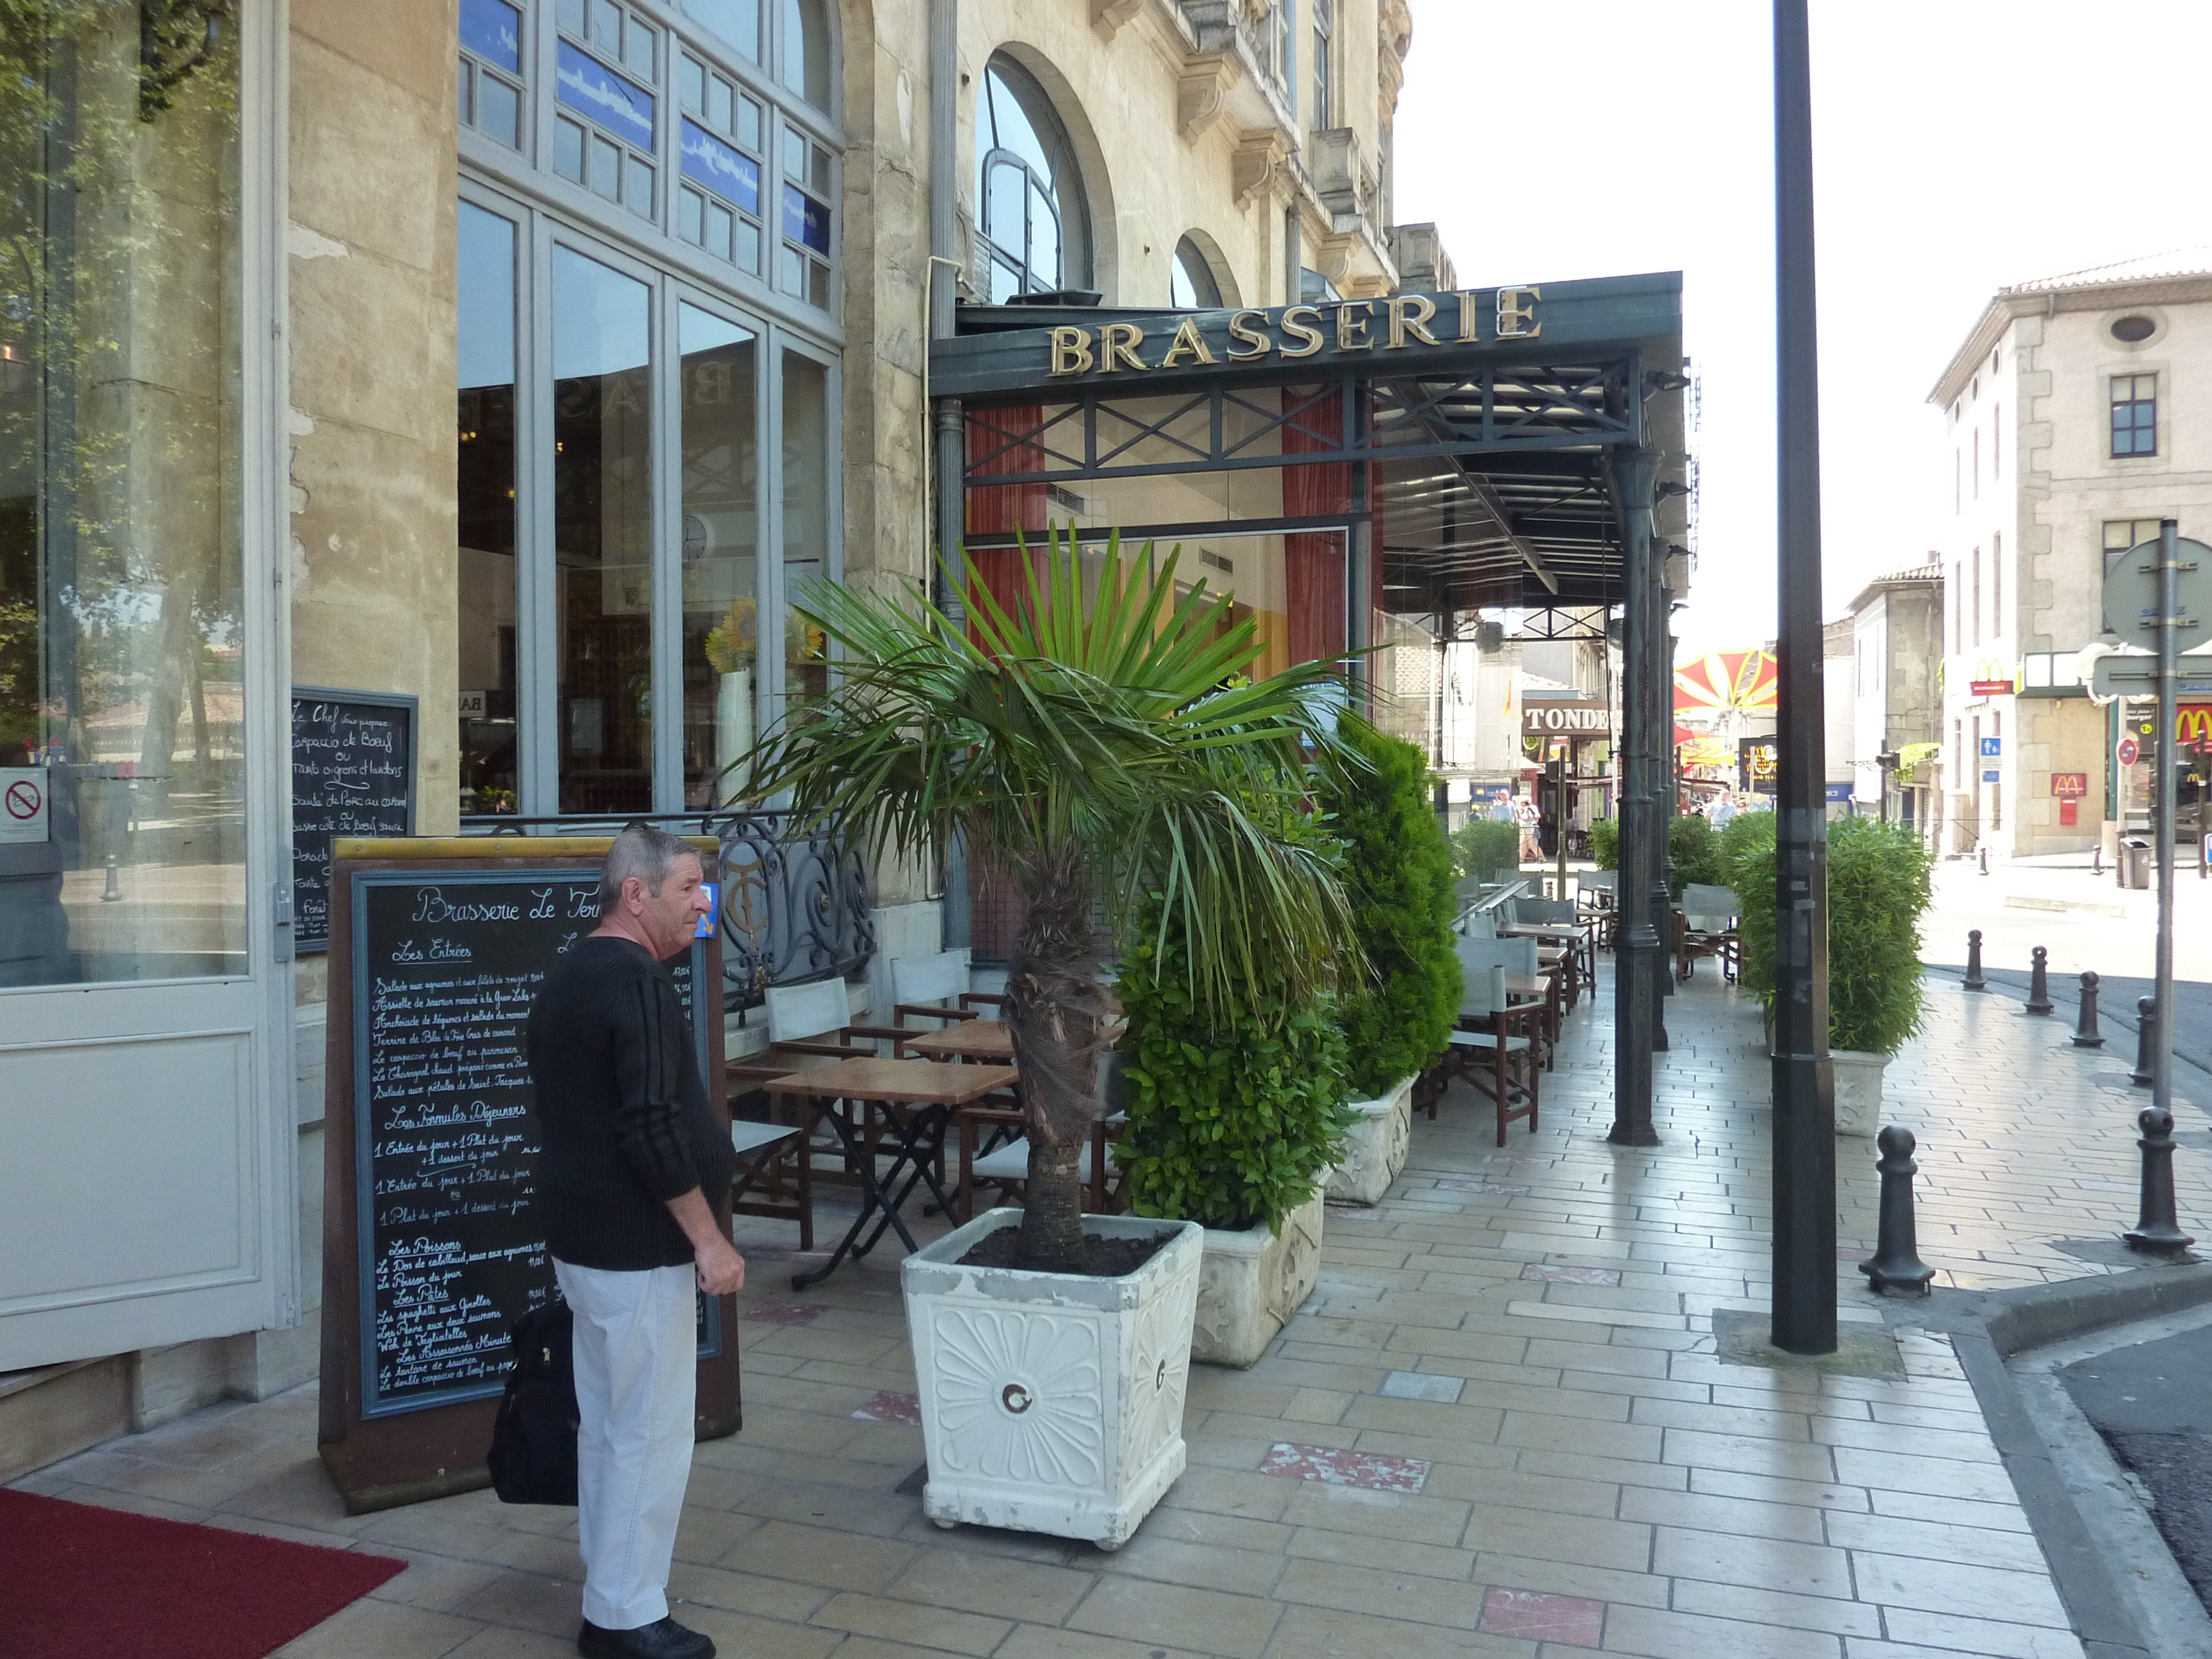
top-left (598, 822), bottom-right (700, 911)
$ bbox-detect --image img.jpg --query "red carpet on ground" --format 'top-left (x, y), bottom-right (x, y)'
top-left (0, 1489), bottom-right (406, 1659)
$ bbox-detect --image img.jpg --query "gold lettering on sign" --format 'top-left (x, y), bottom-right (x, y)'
top-left (1456, 290), bottom-right (1483, 343)
top-left (1159, 317), bottom-right (1216, 368)
top-left (1385, 295), bottom-right (1439, 349)
top-left (1279, 305), bottom-right (1325, 359)
top-left (1227, 310), bottom-right (1273, 360)
top-left (1335, 301), bottom-right (1375, 352)
top-left (1099, 322), bottom-right (1148, 372)
top-left (1496, 286), bottom-right (1542, 339)
top-left (1048, 326), bottom-right (1096, 377)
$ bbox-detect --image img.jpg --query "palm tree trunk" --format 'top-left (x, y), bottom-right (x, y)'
top-left (1007, 840), bottom-right (1111, 1273)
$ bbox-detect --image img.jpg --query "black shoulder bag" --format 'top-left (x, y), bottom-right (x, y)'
top-left (486, 1300), bottom-right (579, 1505)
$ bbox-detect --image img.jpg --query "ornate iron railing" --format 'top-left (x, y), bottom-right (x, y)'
top-left (458, 809), bottom-right (875, 1010)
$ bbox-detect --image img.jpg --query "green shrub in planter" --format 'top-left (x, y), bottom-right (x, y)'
top-left (1728, 815), bottom-right (1932, 1056)
top-left (1588, 817), bottom-right (1619, 870)
top-left (1114, 897), bottom-right (1354, 1233)
top-left (1450, 818), bottom-right (1521, 883)
top-left (1320, 729), bottom-right (1460, 1099)
top-left (1667, 813), bottom-right (1726, 897)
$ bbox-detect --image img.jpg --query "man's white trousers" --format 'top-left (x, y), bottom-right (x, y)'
top-left (554, 1258), bottom-right (697, 1631)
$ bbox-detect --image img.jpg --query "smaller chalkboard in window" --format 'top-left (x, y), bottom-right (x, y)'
top-left (292, 689), bottom-right (417, 953)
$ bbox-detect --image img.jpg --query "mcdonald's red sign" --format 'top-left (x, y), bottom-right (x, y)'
top-left (2180, 705), bottom-right (2212, 750)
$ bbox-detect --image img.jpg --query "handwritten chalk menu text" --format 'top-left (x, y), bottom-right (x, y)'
top-left (352, 870), bottom-right (708, 1416)
top-left (293, 690), bottom-right (416, 951)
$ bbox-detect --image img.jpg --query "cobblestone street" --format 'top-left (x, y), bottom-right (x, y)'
top-left (18, 965), bottom-right (2202, 1658)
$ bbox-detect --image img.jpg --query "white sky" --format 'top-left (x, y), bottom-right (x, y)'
top-left (1393, 0), bottom-right (2212, 659)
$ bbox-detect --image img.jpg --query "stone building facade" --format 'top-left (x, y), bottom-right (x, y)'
top-left (1930, 250), bottom-right (2212, 857)
top-left (1, 0), bottom-right (1431, 1470)
top-left (1846, 564), bottom-right (1943, 837)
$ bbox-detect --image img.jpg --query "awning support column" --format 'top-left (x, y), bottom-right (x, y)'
top-left (1648, 532), bottom-right (1674, 1050)
top-left (1610, 446), bottom-right (1660, 1147)
top-left (1772, 0), bottom-right (1837, 1355)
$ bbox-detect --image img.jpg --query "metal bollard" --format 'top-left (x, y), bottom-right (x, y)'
top-left (2132, 997), bottom-right (2158, 1088)
top-left (1979, 845), bottom-right (1989, 875)
top-left (1860, 1125), bottom-right (1936, 1296)
top-left (2025, 947), bottom-right (2054, 1014)
top-left (2094, 843), bottom-right (2105, 877)
top-left (1963, 930), bottom-right (1987, 991)
top-left (101, 856), bottom-right (122, 903)
top-left (2073, 973), bottom-right (2105, 1048)
top-left (2123, 1107), bottom-right (2196, 1256)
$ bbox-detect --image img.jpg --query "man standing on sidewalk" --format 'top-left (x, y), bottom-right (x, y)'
top-left (528, 823), bottom-right (742, 1659)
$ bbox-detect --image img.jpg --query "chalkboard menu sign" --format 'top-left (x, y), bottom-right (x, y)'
top-left (318, 838), bottom-right (740, 1513)
top-left (291, 689), bottom-right (417, 953)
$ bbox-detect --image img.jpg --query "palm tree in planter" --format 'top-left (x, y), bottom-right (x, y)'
top-left (742, 526), bottom-right (1366, 1546)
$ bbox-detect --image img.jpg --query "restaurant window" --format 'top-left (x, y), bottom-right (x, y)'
top-left (676, 54), bottom-right (766, 274)
top-left (461, 0), bottom-right (526, 148)
top-left (458, 203), bottom-right (521, 815)
top-left (1170, 237), bottom-right (1223, 309)
top-left (779, 0), bottom-right (832, 110)
top-left (781, 350), bottom-right (831, 709)
top-left (553, 0), bottom-right (661, 219)
top-left (2112, 373), bottom-right (2158, 458)
top-left (0, 2), bottom-right (246, 984)
top-left (977, 56), bottom-right (1091, 301)
top-left (681, 306), bottom-right (759, 806)
top-left (682, 0), bottom-right (759, 61)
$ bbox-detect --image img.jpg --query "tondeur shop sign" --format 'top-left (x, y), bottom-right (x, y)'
top-left (1522, 700), bottom-right (1612, 737)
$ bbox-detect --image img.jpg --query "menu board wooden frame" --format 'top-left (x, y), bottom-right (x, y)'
top-left (318, 836), bottom-right (740, 1514)
top-left (290, 687), bottom-right (418, 954)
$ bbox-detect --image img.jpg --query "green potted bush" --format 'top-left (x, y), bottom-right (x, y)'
top-left (1729, 814), bottom-right (1932, 1133)
top-left (746, 526), bottom-right (1362, 1545)
top-left (1451, 817), bottom-right (1523, 883)
top-left (1588, 816), bottom-right (1619, 870)
top-left (1312, 728), bottom-right (1458, 1205)
top-left (1115, 890), bottom-right (1354, 1366)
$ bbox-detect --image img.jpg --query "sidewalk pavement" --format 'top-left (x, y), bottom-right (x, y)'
top-left (17, 962), bottom-right (2205, 1658)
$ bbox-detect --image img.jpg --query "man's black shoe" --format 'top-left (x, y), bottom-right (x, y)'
top-left (577, 1616), bottom-right (715, 1658)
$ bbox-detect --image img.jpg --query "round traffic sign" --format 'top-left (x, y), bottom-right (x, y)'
top-left (4, 779), bottom-right (41, 820)
top-left (2118, 736), bottom-right (2141, 767)
top-left (2102, 535), bottom-right (2212, 652)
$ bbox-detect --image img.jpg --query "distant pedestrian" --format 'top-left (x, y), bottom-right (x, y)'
top-left (1488, 793), bottom-right (1515, 823)
top-left (528, 822), bottom-right (742, 1659)
top-left (1709, 793), bottom-right (1738, 829)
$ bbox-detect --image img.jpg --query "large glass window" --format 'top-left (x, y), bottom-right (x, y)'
top-left (1170, 237), bottom-right (1223, 309)
top-left (782, 351), bottom-right (830, 708)
top-left (458, 204), bottom-right (521, 814)
top-left (552, 247), bottom-right (654, 814)
top-left (460, 0), bottom-right (526, 149)
top-left (779, 0), bottom-right (831, 110)
top-left (681, 307), bottom-right (759, 806)
top-left (0, 5), bottom-right (245, 987)
top-left (977, 58), bottom-right (1090, 302)
top-left (1311, 0), bottom-right (1333, 128)
top-left (553, 0), bottom-right (660, 218)
top-left (677, 53), bottom-right (765, 273)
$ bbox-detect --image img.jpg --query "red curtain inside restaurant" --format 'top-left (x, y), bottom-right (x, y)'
top-left (1281, 387), bottom-right (1349, 666)
top-left (965, 404), bottom-right (1048, 632)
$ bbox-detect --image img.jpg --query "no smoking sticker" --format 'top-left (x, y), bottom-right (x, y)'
top-left (0, 768), bottom-right (48, 843)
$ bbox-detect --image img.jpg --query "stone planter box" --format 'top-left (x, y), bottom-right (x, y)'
top-left (902, 1207), bottom-right (1202, 1550)
top-left (1830, 1048), bottom-right (1889, 1136)
top-left (1190, 1190), bottom-right (1325, 1369)
top-left (1324, 1074), bottom-right (1415, 1205)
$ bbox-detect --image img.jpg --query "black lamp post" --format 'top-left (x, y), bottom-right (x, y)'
top-left (1771, 0), bottom-right (1837, 1355)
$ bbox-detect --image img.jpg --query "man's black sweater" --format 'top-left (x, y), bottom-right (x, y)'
top-left (526, 934), bottom-right (735, 1271)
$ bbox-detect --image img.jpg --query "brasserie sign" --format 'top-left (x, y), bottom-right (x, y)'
top-left (1046, 287), bottom-right (1543, 378)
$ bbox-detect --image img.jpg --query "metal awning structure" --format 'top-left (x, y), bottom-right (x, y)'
top-left (930, 271), bottom-right (1692, 620)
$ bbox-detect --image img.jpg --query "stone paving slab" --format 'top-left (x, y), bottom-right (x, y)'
top-left (19, 963), bottom-right (2198, 1657)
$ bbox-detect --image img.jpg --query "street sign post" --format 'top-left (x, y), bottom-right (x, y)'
top-left (2103, 525), bottom-right (2196, 1191)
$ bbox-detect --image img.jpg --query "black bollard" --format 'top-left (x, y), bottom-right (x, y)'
top-left (2073, 973), bottom-right (2105, 1048)
top-left (1860, 1125), bottom-right (1936, 1296)
top-left (2133, 997), bottom-right (2158, 1088)
top-left (2123, 1107), bottom-right (2195, 1256)
top-left (2094, 843), bottom-right (2105, 877)
top-left (2025, 947), bottom-right (2054, 1014)
top-left (1963, 930), bottom-right (1987, 991)
top-left (1979, 845), bottom-right (1989, 876)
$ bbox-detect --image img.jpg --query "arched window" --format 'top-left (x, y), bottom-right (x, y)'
top-left (1170, 236), bottom-right (1222, 309)
top-left (779, 0), bottom-right (830, 108)
top-left (977, 57), bottom-right (1090, 302)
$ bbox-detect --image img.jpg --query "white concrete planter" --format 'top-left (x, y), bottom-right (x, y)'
top-left (1830, 1048), bottom-right (1890, 1137)
top-left (1324, 1074), bottom-right (1414, 1206)
top-left (1191, 1190), bottom-right (1325, 1369)
top-left (902, 1208), bottom-right (1202, 1550)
